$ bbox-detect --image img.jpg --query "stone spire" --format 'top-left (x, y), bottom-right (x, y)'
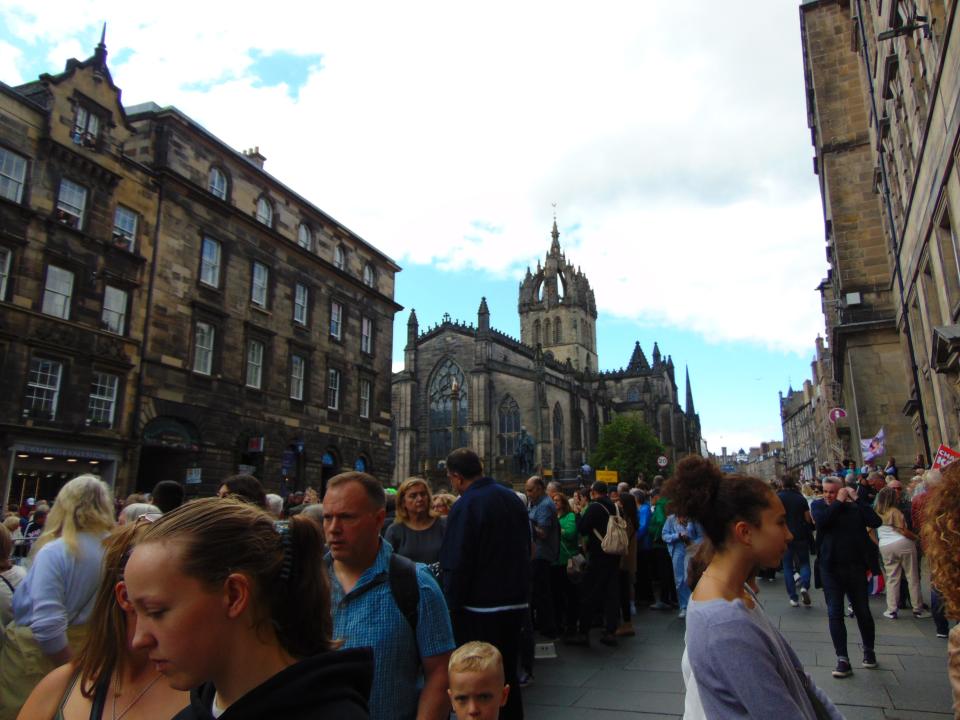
top-left (93, 23), bottom-right (108, 68)
top-left (406, 308), bottom-right (419, 346)
top-left (652, 342), bottom-right (662, 367)
top-left (550, 217), bottom-right (560, 256)
top-left (627, 341), bottom-right (650, 372)
top-left (477, 296), bottom-right (490, 332)
top-left (685, 366), bottom-right (696, 415)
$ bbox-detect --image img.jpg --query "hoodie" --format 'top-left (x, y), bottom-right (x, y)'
top-left (172, 647), bottom-right (373, 720)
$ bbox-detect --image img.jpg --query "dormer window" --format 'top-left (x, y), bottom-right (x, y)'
top-left (256, 196), bottom-right (273, 227)
top-left (208, 167), bottom-right (227, 200)
top-left (72, 106), bottom-right (100, 148)
top-left (363, 263), bottom-right (375, 288)
top-left (334, 245), bottom-right (345, 270)
top-left (297, 223), bottom-right (312, 251)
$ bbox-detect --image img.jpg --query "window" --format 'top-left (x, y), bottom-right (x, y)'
top-left (0, 148), bottom-right (27, 203)
top-left (256, 197), bottom-right (273, 226)
top-left (327, 368), bottom-right (341, 410)
top-left (361, 316), bottom-right (373, 354)
top-left (251, 262), bottom-right (269, 307)
top-left (360, 378), bottom-right (371, 419)
top-left (363, 263), bottom-right (375, 287)
top-left (87, 372), bottom-right (119, 426)
top-left (553, 403), bottom-right (564, 470)
top-left (41, 265), bottom-right (74, 319)
top-left (334, 245), bottom-right (345, 270)
top-left (428, 358), bottom-right (468, 457)
top-left (25, 358), bottom-right (62, 419)
top-left (290, 354), bottom-right (305, 401)
top-left (208, 167), bottom-right (227, 200)
top-left (72, 106), bottom-right (99, 147)
top-left (101, 286), bottom-right (128, 335)
top-left (193, 322), bottom-right (214, 375)
top-left (554, 318), bottom-right (562, 344)
top-left (498, 395), bottom-right (521, 456)
top-left (246, 339), bottom-right (264, 389)
top-left (330, 301), bottom-right (343, 340)
top-left (297, 223), bottom-right (312, 250)
top-left (0, 246), bottom-right (10, 299)
top-left (56, 179), bottom-right (87, 229)
top-left (113, 206), bottom-right (138, 251)
top-left (533, 319), bottom-right (541, 346)
top-left (200, 237), bottom-right (221, 288)
top-left (294, 283), bottom-right (308, 325)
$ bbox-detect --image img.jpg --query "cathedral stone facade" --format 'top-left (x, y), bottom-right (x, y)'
top-left (391, 223), bottom-right (702, 486)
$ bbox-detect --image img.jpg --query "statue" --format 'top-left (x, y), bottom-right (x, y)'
top-left (514, 427), bottom-right (535, 475)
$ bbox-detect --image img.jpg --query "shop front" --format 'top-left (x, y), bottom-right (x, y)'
top-left (2, 440), bottom-right (121, 509)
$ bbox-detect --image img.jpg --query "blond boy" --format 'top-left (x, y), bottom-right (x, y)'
top-left (447, 641), bottom-right (510, 719)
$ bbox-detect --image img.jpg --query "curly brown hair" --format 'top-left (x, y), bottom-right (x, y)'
top-left (921, 462), bottom-right (960, 619)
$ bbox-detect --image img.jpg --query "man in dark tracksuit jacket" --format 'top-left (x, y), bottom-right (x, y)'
top-left (440, 448), bottom-right (531, 719)
top-left (571, 481), bottom-right (620, 647)
top-left (811, 476), bottom-right (881, 678)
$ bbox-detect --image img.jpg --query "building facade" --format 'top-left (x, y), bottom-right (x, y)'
top-left (0, 42), bottom-right (400, 505)
top-left (781, 384), bottom-right (817, 480)
top-left (801, 0), bottom-right (960, 464)
top-left (392, 223), bottom-right (702, 486)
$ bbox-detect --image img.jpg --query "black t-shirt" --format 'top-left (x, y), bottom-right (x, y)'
top-left (777, 489), bottom-right (812, 544)
top-left (576, 496), bottom-right (616, 559)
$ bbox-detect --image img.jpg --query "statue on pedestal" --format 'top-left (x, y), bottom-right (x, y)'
top-left (514, 427), bottom-right (535, 475)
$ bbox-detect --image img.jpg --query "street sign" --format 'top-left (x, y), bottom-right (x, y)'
top-left (828, 408), bottom-right (847, 424)
top-left (596, 469), bottom-right (618, 483)
top-left (185, 467), bottom-right (202, 485)
top-left (657, 455), bottom-right (669, 468)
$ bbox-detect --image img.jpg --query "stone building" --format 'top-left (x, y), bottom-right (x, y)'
top-left (781, 383), bottom-right (816, 480)
top-left (392, 222), bottom-right (701, 486)
top-left (800, 0), bottom-right (960, 464)
top-left (741, 441), bottom-right (787, 485)
top-left (0, 41), bottom-right (400, 505)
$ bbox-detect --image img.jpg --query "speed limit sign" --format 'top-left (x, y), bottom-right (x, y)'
top-left (657, 455), bottom-right (669, 468)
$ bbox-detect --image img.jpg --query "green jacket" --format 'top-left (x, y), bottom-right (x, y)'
top-left (648, 496), bottom-right (668, 546)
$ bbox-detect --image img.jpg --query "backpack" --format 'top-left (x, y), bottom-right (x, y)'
top-left (593, 502), bottom-right (629, 556)
top-left (388, 552), bottom-right (420, 633)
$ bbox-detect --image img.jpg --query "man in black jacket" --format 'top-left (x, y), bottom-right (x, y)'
top-left (568, 481), bottom-right (620, 648)
top-left (440, 448), bottom-right (531, 719)
top-left (811, 476), bottom-right (882, 679)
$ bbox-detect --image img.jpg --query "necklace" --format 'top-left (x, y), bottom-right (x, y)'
top-left (112, 673), bottom-right (162, 720)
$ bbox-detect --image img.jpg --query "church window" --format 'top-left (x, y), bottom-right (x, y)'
top-left (544, 319), bottom-right (551, 346)
top-left (533, 320), bottom-right (541, 346)
top-left (626, 385), bottom-right (641, 402)
top-left (498, 396), bottom-right (521, 456)
top-left (553, 403), bottom-right (564, 471)
top-left (554, 318), bottom-right (562, 344)
top-left (428, 358), bottom-right (468, 458)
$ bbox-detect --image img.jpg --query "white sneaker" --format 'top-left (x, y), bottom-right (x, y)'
top-left (789, 599), bottom-right (800, 607)
top-left (883, 610), bottom-right (897, 620)
top-left (799, 587), bottom-right (811, 606)
top-left (678, 608), bottom-right (687, 619)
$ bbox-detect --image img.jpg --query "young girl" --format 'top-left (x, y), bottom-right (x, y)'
top-left (123, 498), bottom-right (373, 719)
top-left (664, 457), bottom-right (842, 719)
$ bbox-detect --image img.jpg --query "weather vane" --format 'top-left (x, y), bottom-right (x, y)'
top-left (551, 202), bottom-right (557, 221)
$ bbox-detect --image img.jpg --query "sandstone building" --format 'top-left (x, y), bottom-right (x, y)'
top-left (0, 40), bottom-right (400, 505)
top-left (391, 223), bottom-right (702, 486)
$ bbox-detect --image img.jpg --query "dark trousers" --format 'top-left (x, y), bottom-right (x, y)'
top-left (635, 547), bottom-right (655, 602)
top-left (933, 585), bottom-right (950, 636)
top-left (530, 559), bottom-right (557, 636)
top-left (452, 608), bottom-right (525, 719)
top-left (651, 546), bottom-right (677, 604)
top-left (821, 563), bottom-right (875, 659)
top-left (579, 555), bottom-right (619, 635)
top-left (549, 564), bottom-right (579, 635)
top-left (619, 569), bottom-right (632, 622)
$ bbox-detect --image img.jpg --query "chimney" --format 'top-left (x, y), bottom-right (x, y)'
top-left (242, 146), bottom-right (266, 169)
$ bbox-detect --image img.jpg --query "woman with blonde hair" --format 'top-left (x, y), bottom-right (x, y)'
top-left (17, 522), bottom-right (189, 719)
top-left (385, 478), bottom-right (446, 564)
top-left (921, 461), bottom-right (960, 717)
top-left (0, 475), bottom-right (115, 719)
top-left (123, 498), bottom-right (372, 718)
top-left (432, 493), bottom-right (456, 517)
top-left (875, 486), bottom-right (927, 620)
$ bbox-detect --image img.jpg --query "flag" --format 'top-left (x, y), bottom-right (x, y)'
top-left (860, 427), bottom-right (885, 462)
top-left (932, 444), bottom-right (960, 470)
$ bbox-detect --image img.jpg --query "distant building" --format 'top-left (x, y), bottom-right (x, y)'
top-left (781, 385), bottom-right (816, 481)
top-left (741, 442), bottom-right (786, 484)
top-left (391, 223), bottom-right (702, 487)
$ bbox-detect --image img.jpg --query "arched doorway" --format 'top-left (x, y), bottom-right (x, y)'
top-left (320, 447), bottom-right (340, 499)
top-left (137, 417), bottom-right (201, 493)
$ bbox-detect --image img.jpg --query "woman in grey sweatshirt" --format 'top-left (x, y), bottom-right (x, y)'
top-left (665, 457), bottom-right (843, 720)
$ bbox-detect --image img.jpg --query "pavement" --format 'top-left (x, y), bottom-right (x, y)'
top-left (521, 580), bottom-right (955, 720)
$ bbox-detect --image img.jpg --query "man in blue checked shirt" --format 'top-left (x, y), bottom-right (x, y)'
top-left (324, 472), bottom-right (455, 720)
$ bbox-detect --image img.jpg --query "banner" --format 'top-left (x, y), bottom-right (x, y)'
top-left (932, 444), bottom-right (960, 470)
top-left (860, 427), bottom-right (885, 462)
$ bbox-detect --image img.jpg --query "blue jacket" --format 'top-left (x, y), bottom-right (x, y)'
top-left (637, 503), bottom-right (652, 550)
top-left (439, 477), bottom-right (531, 611)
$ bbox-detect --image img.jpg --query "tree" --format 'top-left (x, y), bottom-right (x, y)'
top-left (589, 413), bottom-right (665, 485)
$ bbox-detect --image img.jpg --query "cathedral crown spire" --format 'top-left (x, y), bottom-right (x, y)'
top-left (550, 218), bottom-right (560, 255)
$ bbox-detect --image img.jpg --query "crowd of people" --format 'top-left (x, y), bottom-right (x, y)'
top-left (0, 447), bottom-right (957, 719)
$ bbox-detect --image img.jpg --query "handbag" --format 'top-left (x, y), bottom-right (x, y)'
top-left (566, 553), bottom-right (587, 583)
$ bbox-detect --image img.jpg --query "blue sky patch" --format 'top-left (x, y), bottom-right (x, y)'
top-left (248, 49), bottom-right (323, 100)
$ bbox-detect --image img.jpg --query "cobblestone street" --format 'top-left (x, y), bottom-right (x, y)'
top-left (524, 581), bottom-right (954, 720)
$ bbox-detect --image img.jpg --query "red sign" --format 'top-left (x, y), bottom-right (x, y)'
top-left (932, 444), bottom-right (960, 470)
top-left (247, 436), bottom-right (265, 453)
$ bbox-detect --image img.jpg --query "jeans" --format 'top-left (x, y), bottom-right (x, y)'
top-left (821, 563), bottom-right (875, 659)
top-left (669, 545), bottom-right (691, 610)
top-left (782, 541), bottom-right (811, 601)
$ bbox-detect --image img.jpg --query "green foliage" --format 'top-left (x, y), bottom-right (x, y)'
top-left (589, 413), bottom-right (665, 484)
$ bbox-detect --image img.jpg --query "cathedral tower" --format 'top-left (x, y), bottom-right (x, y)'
top-left (518, 219), bottom-right (598, 371)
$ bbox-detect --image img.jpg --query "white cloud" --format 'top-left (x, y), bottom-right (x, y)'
top-left (1, 0), bottom-right (826, 355)
top-left (0, 41), bottom-right (21, 82)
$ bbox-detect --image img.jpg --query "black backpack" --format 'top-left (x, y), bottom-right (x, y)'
top-left (388, 552), bottom-right (420, 633)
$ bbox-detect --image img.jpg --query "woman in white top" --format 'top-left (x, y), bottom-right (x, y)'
top-left (875, 486), bottom-right (927, 619)
top-left (0, 475), bottom-right (114, 719)
top-left (0, 523), bottom-right (26, 627)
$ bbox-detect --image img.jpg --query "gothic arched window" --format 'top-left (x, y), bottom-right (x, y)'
top-left (428, 358), bottom-right (468, 458)
top-left (553, 403), bottom-right (564, 471)
top-left (626, 385), bottom-right (641, 402)
top-left (533, 320), bottom-right (541, 346)
top-left (554, 318), bottom-right (562, 344)
top-left (544, 319), bottom-right (551, 346)
top-left (498, 395), bottom-right (522, 456)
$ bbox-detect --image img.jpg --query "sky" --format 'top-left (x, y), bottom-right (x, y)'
top-left (0, 2), bottom-right (828, 455)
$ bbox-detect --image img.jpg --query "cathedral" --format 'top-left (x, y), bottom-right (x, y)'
top-left (391, 221), bottom-right (702, 485)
